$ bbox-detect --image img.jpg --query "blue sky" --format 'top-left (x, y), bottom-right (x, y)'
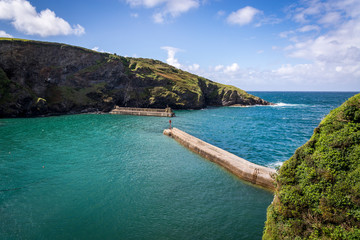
top-left (0, 0), bottom-right (359, 91)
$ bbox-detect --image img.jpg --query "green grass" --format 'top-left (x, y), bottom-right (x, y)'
top-left (263, 93), bottom-right (360, 240)
top-left (124, 57), bottom-right (257, 103)
top-left (0, 37), bottom-right (101, 54)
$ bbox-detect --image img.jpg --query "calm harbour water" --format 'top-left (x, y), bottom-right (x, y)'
top-left (0, 92), bottom-right (357, 240)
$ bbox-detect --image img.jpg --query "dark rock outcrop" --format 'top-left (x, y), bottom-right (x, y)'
top-left (0, 38), bottom-right (272, 117)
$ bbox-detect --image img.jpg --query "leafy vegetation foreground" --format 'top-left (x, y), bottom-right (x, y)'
top-left (263, 93), bottom-right (360, 239)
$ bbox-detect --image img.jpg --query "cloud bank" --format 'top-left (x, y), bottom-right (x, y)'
top-left (279, 0), bottom-right (360, 89)
top-left (0, 0), bottom-right (85, 37)
top-left (183, 0), bottom-right (360, 91)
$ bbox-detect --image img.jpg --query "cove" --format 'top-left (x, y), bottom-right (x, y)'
top-left (0, 92), bottom-right (356, 239)
top-left (0, 114), bottom-right (273, 240)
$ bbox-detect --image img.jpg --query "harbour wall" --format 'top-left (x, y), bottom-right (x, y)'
top-left (163, 128), bottom-right (276, 191)
top-left (110, 106), bottom-right (175, 117)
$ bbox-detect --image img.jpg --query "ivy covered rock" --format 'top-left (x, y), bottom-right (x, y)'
top-left (263, 93), bottom-right (360, 239)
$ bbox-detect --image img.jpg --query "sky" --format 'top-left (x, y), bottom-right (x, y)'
top-left (0, 0), bottom-right (359, 91)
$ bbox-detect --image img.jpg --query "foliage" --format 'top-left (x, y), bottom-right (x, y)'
top-left (263, 93), bottom-right (360, 239)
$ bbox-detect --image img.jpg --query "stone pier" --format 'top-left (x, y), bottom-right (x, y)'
top-left (163, 128), bottom-right (276, 190)
top-left (110, 106), bottom-right (175, 117)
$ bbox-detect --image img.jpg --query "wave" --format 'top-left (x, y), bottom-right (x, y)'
top-left (267, 161), bottom-right (284, 169)
top-left (229, 105), bottom-right (250, 108)
top-left (271, 102), bottom-right (309, 108)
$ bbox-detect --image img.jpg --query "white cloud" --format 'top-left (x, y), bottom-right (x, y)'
top-left (292, 0), bottom-right (322, 23)
top-left (297, 24), bottom-right (320, 32)
top-left (224, 63), bottom-right (240, 73)
top-left (126, 0), bottom-right (166, 8)
top-left (227, 6), bottom-right (261, 26)
top-left (202, 61), bottom-right (359, 91)
top-left (318, 11), bottom-right (341, 25)
top-left (289, 0), bottom-right (357, 27)
top-left (91, 46), bottom-right (110, 53)
top-left (153, 12), bottom-right (165, 23)
top-left (280, 25), bottom-right (319, 39)
top-left (126, 0), bottom-right (199, 23)
top-left (161, 46), bottom-right (182, 68)
top-left (157, 54), bottom-right (358, 91)
top-left (166, 0), bottom-right (198, 17)
top-left (0, 0), bottom-right (85, 37)
top-left (273, 62), bottom-right (360, 87)
top-left (187, 63), bottom-right (200, 71)
top-left (335, 66), bottom-right (343, 72)
top-left (288, 19), bottom-right (360, 64)
top-left (214, 65), bottom-right (224, 71)
top-left (269, 0), bottom-right (360, 90)
top-left (130, 13), bottom-right (139, 18)
top-left (153, 0), bottom-right (360, 91)
top-left (0, 30), bottom-right (12, 37)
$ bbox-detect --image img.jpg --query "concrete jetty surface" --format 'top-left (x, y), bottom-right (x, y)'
top-left (163, 128), bottom-right (276, 190)
top-left (110, 106), bottom-right (175, 117)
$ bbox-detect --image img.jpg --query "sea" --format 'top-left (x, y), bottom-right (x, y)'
top-left (0, 92), bottom-right (357, 240)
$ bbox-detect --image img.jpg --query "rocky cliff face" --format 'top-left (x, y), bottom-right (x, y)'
top-left (263, 93), bottom-right (360, 239)
top-left (0, 38), bottom-right (272, 117)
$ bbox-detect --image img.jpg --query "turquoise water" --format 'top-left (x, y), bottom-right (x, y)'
top-left (0, 92), bottom-right (357, 239)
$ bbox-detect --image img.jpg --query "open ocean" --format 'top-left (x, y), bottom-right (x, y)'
top-left (0, 92), bottom-right (357, 240)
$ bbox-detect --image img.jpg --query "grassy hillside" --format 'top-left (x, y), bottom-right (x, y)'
top-left (123, 57), bottom-right (260, 106)
top-left (263, 93), bottom-right (360, 239)
top-left (0, 38), bottom-right (271, 117)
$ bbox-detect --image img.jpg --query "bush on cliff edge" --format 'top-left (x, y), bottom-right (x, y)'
top-left (263, 93), bottom-right (360, 239)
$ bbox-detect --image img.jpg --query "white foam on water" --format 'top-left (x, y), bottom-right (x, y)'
top-left (271, 102), bottom-right (308, 108)
top-left (267, 161), bottom-right (284, 169)
top-left (229, 105), bottom-right (250, 108)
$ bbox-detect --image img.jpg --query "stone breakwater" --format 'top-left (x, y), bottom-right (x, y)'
top-left (163, 127), bottom-right (276, 190)
top-left (110, 106), bottom-right (175, 117)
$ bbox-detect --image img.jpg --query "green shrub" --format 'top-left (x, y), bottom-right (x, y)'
top-left (263, 93), bottom-right (360, 239)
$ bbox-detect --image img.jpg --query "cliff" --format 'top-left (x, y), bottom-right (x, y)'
top-left (263, 93), bottom-right (360, 239)
top-left (0, 38), bottom-right (271, 117)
